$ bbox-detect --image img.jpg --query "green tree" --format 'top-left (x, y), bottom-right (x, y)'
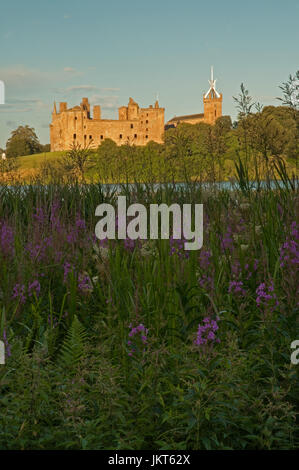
top-left (278, 71), bottom-right (299, 172)
top-left (61, 141), bottom-right (93, 182)
top-left (39, 143), bottom-right (51, 153)
top-left (6, 125), bottom-right (41, 158)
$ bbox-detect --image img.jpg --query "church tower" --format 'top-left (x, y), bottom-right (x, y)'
top-left (203, 66), bottom-right (222, 124)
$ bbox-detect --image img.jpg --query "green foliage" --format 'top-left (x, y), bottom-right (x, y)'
top-left (0, 181), bottom-right (298, 450)
top-left (6, 125), bottom-right (42, 158)
top-left (60, 141), bottom-right (94, 182)
top-left (59, 316), bottom-right (87, 369)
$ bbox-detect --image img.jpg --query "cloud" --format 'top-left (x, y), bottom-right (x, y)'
top-left (0, 98), bottom-right (50, 113)
top-left (64, 67), bottom-right (76, 73)
top-left (0, 104), bottom-right (32, 113)
top-left (89, 94), bottom-right (119, 109)
top-left (10, 98), bottom-right (49, 107)
top-left (63, 67), bottom-right (83, 76)
top-left (54, 85), bottom-right (120, 95)
top-left (0, 65), bottom-right (49, 89)
top-left (66, 85), bottom-right (100, 92)
top-left (102, 88), bottom-right (120, 92)
top-left (0, 65), bottom-right (83, 93)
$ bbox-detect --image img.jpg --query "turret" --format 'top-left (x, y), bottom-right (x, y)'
top-left (93, 105), bottom-right (101, 120)
top-left (203, 66), bottom-right (222, 124)
top-left (80, 97), bottom-right (90, 116)
top-left (59, 102), bottom-right (67, 113)
top-left (127, 97), bottom-right (139, 120)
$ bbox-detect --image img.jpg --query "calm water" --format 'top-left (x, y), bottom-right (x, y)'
top-left (1, 179), bottom-right (298, 194)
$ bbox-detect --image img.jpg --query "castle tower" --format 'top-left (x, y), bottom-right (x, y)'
top-left (127, 97), bottom-right (139, 120)
top-left (203, 66), bottom-right (222, 124)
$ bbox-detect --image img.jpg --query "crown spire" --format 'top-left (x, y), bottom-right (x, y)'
top-left (204, 66), bottom-right (220, 99)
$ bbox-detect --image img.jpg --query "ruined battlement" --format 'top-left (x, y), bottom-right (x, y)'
top-left (50, 96), bottom-right (165, 151)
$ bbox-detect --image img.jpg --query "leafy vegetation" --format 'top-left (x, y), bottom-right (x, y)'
top-left (0, 174), bottom-right (298, 449)
top-left (0, 78), bottom-right (298, 450)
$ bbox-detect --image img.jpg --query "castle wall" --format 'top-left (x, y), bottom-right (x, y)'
top-left (50, 98), bottom-right (165, 151)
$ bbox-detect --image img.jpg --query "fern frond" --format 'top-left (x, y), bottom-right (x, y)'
top-left (59, 315), bottom-right (87, 368)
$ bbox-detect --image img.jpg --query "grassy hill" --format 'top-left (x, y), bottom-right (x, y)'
top-left (16, 151), bottom-right (65, 169)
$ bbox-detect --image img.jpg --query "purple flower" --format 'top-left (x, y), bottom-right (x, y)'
top-left (169, 236), bottom-right (190, 259)
top-left (28, 280), bottom-right (41, 297)
top-left (0, 221), bottom-right (14, 257)
top-left (199, 250), bottom-right (212, 268)
top-left (124, 237), bottom-right (137, 252)
top-left (2, 329), bottom-right (11, 357)
top-left (12, 283), bottom-right (26, 304)
top-left (219, 226), bottom-right (234, 252)
top-left (127, 323), bottom-right (149, 356)
top-left (63, 262), bottom-right (73, 282)
top-left (256, 281), bottom-right (279, 313)
top-left (78, 273), bottom-right (93, 293)
top-left (228, 280), bottom-right (247, 296)
top-left (194, 316), bottom-right (220, 348)
top-left (76, 215), bottom-right (86, 230)
top-left (279, 222), bottom-right (299, 269)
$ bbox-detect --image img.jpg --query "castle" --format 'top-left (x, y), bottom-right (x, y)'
top-left (50, 97), bottom-right (165, 151)
top-left (50, 68), bottom-right (222, 151)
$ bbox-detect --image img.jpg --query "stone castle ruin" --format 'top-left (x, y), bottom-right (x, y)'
top-left (50, 68), bottom-right (223, 151)
top-left (50, 97), bottom-right (165, 151)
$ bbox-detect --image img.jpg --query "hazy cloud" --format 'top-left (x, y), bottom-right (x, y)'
top-left (67, 85), bottom-right (100, 92)
top-left (0, 65), bottom-right (49, 89)
top-left (54, 85), bottom-right (120, 95)
top-left (89, 94), bottom-right (119, 109)
top-left (0, 98), bottom-right (50, 113)
top-left (64, 67), bottom-right (76, 73)
top-left (0, 65), bottom-right (83, 92)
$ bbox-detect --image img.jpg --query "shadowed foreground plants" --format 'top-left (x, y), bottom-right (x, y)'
top-left (0, 181), bottom-right (298, 449)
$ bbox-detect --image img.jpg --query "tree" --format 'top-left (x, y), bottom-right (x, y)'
top-left (6, 125), bottom-right (41, 158)
top-left (278, 70), bottom-right (299, 110)
top-left (97, 138), bottom-right (118, 159)
top-left (61, 141), bottom-right (93, 182)
top-left (0, 156), bottom-right (18, 175)
top-left (278, 71), bottom-right (299, 170)
top-left (96, 139), bottom-right (119, 183)
top-left (39, 143), bottom-right (51, 153)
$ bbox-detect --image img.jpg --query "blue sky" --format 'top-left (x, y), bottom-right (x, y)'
top-left (0, 0), bottom-right (298, 147)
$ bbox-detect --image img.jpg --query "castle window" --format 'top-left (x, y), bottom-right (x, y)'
top-left (146, 120), bottom-right (148, 124)
top-left (131, 124), bottom-right (134, 129)
top-left (134, 134), bottom-right (137, 138)
top-left (73, 133), bottom-right (76, 139)
top-left (84, 135), bottom-right (87, 140)
top-left (119, 134), bottom-right (122, 139)
top-left (89, 135), bottom-right (92, 139)
top-left (145, 135), bottom-right (148, 139)
top-left (100, 135), bottom-right (103, 140)
top-left (75, 117), bottom-right (77, 120)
